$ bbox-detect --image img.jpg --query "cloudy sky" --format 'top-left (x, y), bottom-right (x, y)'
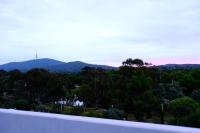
top-left (1, 0), bottom-right (200, 66)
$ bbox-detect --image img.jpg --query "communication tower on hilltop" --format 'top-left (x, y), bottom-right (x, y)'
top-left (35, 51), bottom-right (38, 60)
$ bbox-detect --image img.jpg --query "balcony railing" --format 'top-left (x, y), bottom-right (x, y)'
top-left (0, 108), bottom-right (200, 133)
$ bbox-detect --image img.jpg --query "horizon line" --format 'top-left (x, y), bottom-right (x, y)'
top-left (1, 58), bottom-right (200, 67)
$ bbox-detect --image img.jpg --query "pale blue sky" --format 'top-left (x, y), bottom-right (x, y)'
top-left (1, 0), bottom-right (200, 66)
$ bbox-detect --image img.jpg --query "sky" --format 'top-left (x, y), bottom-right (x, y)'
top-left (1, 0), bottom-right (200, 66)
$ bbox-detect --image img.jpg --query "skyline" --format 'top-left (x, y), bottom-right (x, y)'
top-left (1, 0), bottom-right (200, 66)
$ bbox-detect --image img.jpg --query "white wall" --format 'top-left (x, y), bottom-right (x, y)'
top-left (0, 109), bottom-right (200, 133)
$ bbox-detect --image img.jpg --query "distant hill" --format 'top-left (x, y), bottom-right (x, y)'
top-left (157, 64), bottom-right (200, 69)
top-left (48, 61), bottom-right (117, 72)
top-left (0, 58), bottom-right (117, 72)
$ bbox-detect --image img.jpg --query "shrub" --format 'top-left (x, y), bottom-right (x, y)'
top-left (35, 104), bottom-right (48, 112)
top-left (104, 108), bottom-right (125, 120)
top-left (187, 107), bottom-right (200, 128)
top-left (169, 97), bottom-right (199, 124)
top-left (49, 104), bottom-right (60, 113)
top-left (82, 111), bottom-right (103, 118)
top-left (70, 106), bottom-right (84, 115)
top-left (14, 99), bottom-right (30, 110)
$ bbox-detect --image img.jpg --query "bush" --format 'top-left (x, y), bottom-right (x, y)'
top-left (169, 97), bottom-right (199, 124)
top-left (49, 104), bottom-right (60, 113)
top-left (187, 107), bottom-right (200, 128)
top-left (103, 108), bottom-right (125, 120)
top-left (70, 106), bottom-right (84, 115)
top-left (14, 99), bottom-right (30, 110)
top-left (82, 111), bottom-right (103, 118)
top-left (0, 101), bottom-right (14, 109)
top-left (35, 104), bottom-right (48, 112)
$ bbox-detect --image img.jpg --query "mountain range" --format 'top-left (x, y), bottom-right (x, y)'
top-left (0, 58), bottom-right (117, 73)
top-left (157, 64), bottom-right (200, 69)
top-left (1, 59), bottom-right (200, 73)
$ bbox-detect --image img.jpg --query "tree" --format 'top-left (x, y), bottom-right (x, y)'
top-left (80, 67), bottom-right (111, 108)
top-left (180, 74), bottom-right (197, 95)
top-left (133, 100), bottom-right (146, 120)
top-left (132, 58), bottom-right (144, 67)
top-left (46, 74), bottom-right (66, 101)
top-left (187, 107), bottom-right (200, 128)
top-left (122, 58), bottom-right (133, 66)
top-left (124, 73), bottom-right (156, 118)
top-left (9, 70), bottom-right (23, 80)
top-left (169, 97), bottom-right (199, 124)
top-left (122, 58), bottom-right (144, 67)
top-left (154, 83), bottom-right (184, 101)
top-left (191, 89), bottom-right (200, 103)
top-left (138, 90), bottom-right (159, 118)
top-left (26, 68), bottom-right (50, 102)
top-left (77, 84), bottom-right (94, 107)
top-left (126, 74), bottom-right (153, 97)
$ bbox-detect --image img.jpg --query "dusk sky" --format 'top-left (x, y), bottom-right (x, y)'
top-left (1, 0), bottom-right (200, 66)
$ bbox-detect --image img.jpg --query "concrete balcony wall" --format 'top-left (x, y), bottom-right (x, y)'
top-left (0, 109), bottom-right (200, 133)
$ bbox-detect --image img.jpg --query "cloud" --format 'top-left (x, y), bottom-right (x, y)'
top-left (0, 0), bottom-right (200, 66)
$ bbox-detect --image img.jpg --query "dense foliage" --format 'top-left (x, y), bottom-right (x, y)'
top-left (0, 58), bottom-right (200, 128)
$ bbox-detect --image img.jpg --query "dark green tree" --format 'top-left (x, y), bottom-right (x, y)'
top-left (169, 97), bottom-right (199, 125)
